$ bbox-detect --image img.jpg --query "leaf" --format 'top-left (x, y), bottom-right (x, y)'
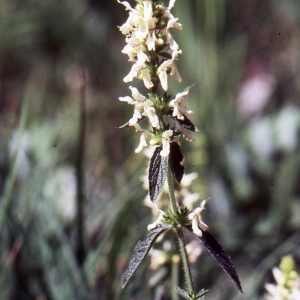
top-left (158, 52), bottom-right (172, 59)
top-left (195, 289), bottom-right (209, 299)
top-left (174, 286), bottom-right (192, 300)
top-left (121, 224), bottom-right (170, 289)
top-left (169, 142), bottom-right (184, 183)
top-left (168, 110), bottom-right (199, 132)
top-left (149, 147), bottom-right (168, 202)
top-left (186, 227), bottom-right (243, 293)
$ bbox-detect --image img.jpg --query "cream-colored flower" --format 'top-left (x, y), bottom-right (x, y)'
top-left (122, 34), bottom-right (148, 63)
top-left (265, 263), bottom-right (300, 300)
top-left (119, 86), bottom-right (160, 128)
top-left (134, 125), bottom-right (151, 153)
top-left (147, 210), bottom-right (164, 231)
top-left (157, 59), bottom-right (182, 91)
top-left (160, 130), bottom-right (173, 157)
top-left (117, 0), bottom-right (134, 11)
top-left (123, 61), bottom-right (154, 89)
top-left (188, 200), bottom-right (209, 237)
top-left (169, 85), bottom-right (194, 120)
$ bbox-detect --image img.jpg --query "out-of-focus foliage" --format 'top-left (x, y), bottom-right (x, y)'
top-left (0, 0), bottom-right (300, 299)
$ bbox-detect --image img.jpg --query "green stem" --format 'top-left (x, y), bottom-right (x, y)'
top-left (167, 167), bottom-right (177, 213)
top-left (176, 226), bottom-right (195, 296)
top-left (167, 167), bottom-right (195, 297)
top-left (171, 255), bottom-right (180, 300)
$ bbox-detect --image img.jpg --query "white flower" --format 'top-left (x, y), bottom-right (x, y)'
top-left (180, 173), bottom-right (200, 210)
top-left (168, 0), bottom-right (176, 10)
top-left (264, 264), bottom-right (300, 300)
top-left (188, 200), bottom-right (209, 237)
top-left (117, 0), bottom-right (134, 11)
top-left (122, 33), bottom-right (148, 63)
top-left (162, 0), bottom-right (182, 30)
top-left (160, 28), bottom-right (180, 52)
top-left (134, 126), bottom-right (150, 153)
top-left (160, 130), bottom-right (173, 157)
top-left (143, 0), bottom-right (153, 21)
top-left (145, 18), bottom-right (157, 51)
top-left (119, 86), bottom-right (159, 128)
top-left (169, 85), bottom-right (194, 120)
top-left (123, 61), bottom-right (154, 89)
top-left (157, 59), bottom-right (182, 91)
top-left (147, 210), bottom-right (164, 231)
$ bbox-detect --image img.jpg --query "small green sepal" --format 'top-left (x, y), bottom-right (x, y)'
top-left (195, 289), bottom-right (209, 299)
top-left (162, 205), bottom-right (190, 226)
top-left (174, 286), bottom-right (208, 300)
top-left (174, 286), bottom-right (192, 300)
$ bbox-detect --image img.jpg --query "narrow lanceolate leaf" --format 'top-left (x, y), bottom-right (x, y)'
top-left (169, 142), bottom-right (184, 183)
top-left (174, 286), bottom-right (191, 300)
top-left (149, 147), bottom-right (168, 202)
top-left (187, 227), bottom-right (243, 293)
top-left (121, 224), bottom-right (170, 289)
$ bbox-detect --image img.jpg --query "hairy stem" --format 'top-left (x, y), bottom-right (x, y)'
top-left (176, 226), bottom-right (195, 296)
top-left (171, 255), bottom-right (180, 300)
top-left (167, 167), bottom-right (195, 296)
top-left (167, 167), bottom-right (177, 213)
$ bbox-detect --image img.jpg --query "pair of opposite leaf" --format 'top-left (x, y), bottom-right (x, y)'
top-left (122, 142), bottom-right (243, 295)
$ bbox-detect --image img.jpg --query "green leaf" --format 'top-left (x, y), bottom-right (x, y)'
top-left (195, 289), bottom-right (209, 299)
top-left (121, 224), bottom-right (170, 289)
top-left (149, 147), bottom-right (168, 202)
top-left (169, 142), bottom-right (184, 183)
top-left (174, 286), bottom-right (192, 300)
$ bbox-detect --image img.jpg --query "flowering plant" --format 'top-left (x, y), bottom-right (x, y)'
top-left (118, 0), bottom-right (242, 298)
top-left (265, 256), bottom-right (300, 300)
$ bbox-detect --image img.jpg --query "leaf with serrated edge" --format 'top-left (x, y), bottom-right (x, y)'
top-left (169, 142), bottom-right (184, 183)
top-left (174, 286), bottom-right (191, 300)
top-left (186, 226), bottom-right (243, 293)
top-left (121, 224), bottom-right (170, 289)
top-left (149, 147), bottom-right (168, 202)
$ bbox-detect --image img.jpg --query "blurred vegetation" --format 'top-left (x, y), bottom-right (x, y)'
top-left (1, 0), bottom-right (300, 299)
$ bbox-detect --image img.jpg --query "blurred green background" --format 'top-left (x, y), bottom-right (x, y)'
top-left (1, 0), bottom-right (300, 299)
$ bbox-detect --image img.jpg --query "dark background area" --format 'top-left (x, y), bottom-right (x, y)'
top-left (1, 0), bottom-right (300, 299)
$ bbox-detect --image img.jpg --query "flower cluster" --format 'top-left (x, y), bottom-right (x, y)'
top-left (118, 0), bottom-right (197, 157)
top-left (265, 256), bottom-right (300, 300)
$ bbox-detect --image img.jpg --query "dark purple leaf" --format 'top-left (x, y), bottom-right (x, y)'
top-left (167, 110), bottom-right (199, 132)
top-left (149, 147), bottom-right (168, 202)
top-left (186, 226), bottom-right (243, 293)
top-left (169, 142), bottom-right (184, 183)
top-left (121, 224), bottom-right (170, 289)
top-left (158, 52), bottom-right (172, 59)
